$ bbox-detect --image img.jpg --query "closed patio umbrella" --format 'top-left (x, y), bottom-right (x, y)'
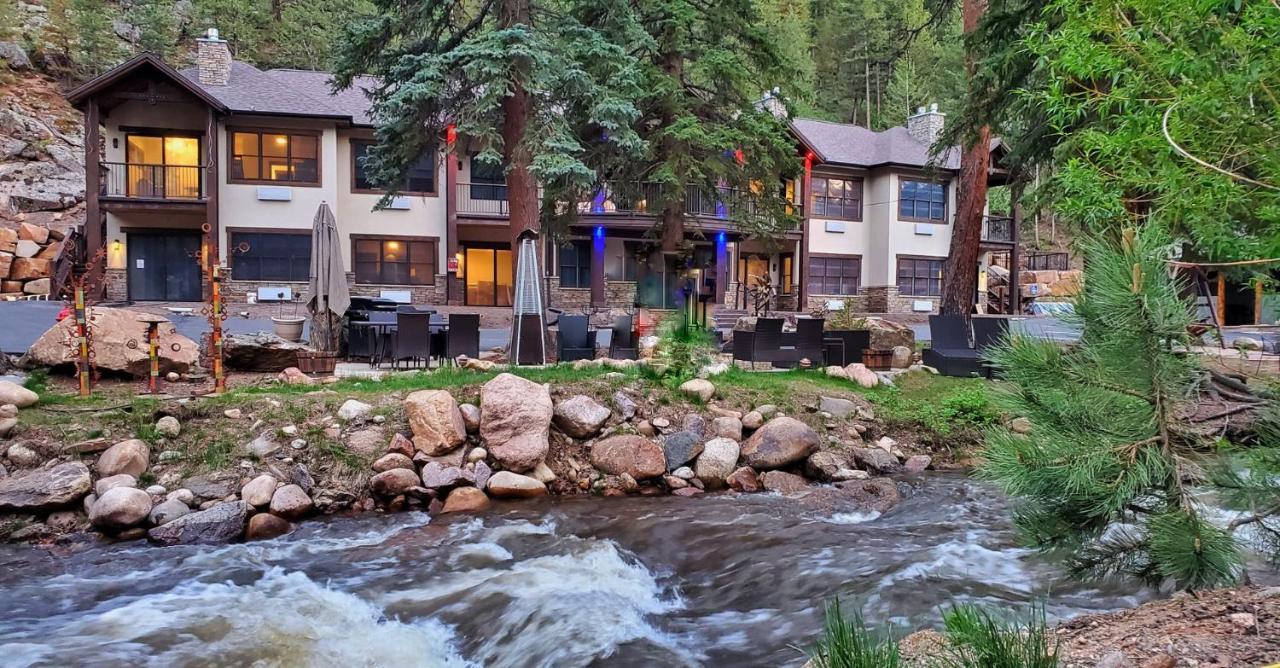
top-left (304, 202), bottom-right (351, 352)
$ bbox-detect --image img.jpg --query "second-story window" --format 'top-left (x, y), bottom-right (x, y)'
top-left (899, 179), bottom-right (947, 222)
top-left (471, 156), bottom-right (506, 201)
top-left (230, 130), bottom-right (319, 185)
top-left (352, 140), bottom-right (436, 195)
top-left (810, 177), bottom-right (862, 220)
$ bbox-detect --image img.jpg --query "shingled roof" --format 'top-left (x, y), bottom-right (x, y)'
top-left (177, 61), bottom-right (378, 124)
top-left (790, 118), bottom-right (962, 171)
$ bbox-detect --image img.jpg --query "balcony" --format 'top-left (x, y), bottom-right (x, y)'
top-left (981, 215), bottom-right (1015, 244)
top-left (101, 162), bottom-right (206, 201)
top-left (454, 181), bottom-right (801, 224)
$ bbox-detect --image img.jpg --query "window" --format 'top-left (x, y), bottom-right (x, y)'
top-left (471, 156), bottom-right (506, 200)
top-left (558, 240), bottom-right (592, 289)
top-left (623, 242), bottom-right (649, 281)
top-left (897, 257), bottom-right (943, 296)
top-left (810, 177), bottom-right (862, 220)
top-left (124, 134), bottom-right (201, 199)
top-left (352, 140), bottom-right (436, 194)
top-left (780, 255), bottom-right (794, 294)
top-left (899, 179), bottom-right (946, 222)
top-left (811, 256), bottom-right (860, 295)
top-left (230, 130), bottom-right (319, 184)
top-left (229, 232), bottom-right (311, 282)
top-left (353, 237), bottom-right (437, 285)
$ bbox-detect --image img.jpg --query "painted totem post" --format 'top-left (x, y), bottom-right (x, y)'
top-left (73, 286), bottom-right (91, 397)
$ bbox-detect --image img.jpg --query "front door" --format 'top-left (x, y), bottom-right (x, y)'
top-left (127, 233), bottom-right (202, 301)
top-left (463, 246), bottom-right (513, 306)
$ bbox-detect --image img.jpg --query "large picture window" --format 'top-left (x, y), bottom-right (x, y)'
top-left (558, 240), bottom-right (592, 289)
top-left (230, 130), bottom-right (319, 185)
top-left (811, 256), bottom-right (860, 295)
top-left (471, 156), bottom-right (506, 200)
top-left (810, 177), bottom-right (862, 220)
top-left (899, 179), bottom-right (946, 222)
top-left (353, 237), bottom-right (437, 285)
top-left (897, 257), bottom-right (943, 296)
top-left (230, 231), bottom-right (311, 282)
top-left (352, 140), bottom-right (436, 194)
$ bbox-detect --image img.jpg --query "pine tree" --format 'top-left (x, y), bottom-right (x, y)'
top-left (981, 225), bottom-right (1253, 590)
top-left (130, 0), bottom-right (179, 59)
top-left (69, 0), bottom-right (125, 77)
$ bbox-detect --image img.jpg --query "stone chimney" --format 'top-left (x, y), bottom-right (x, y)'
top-left (907, 102), bottom-right (945, 146)
top-left (196, 28), bottom-right (232, 86)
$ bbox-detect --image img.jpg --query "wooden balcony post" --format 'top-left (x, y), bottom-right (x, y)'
top-left (1010, 183), bottom-right (1023, 314)
top-left (84, 97), bottom-right (104, 302)
top-left (205, 107), bottom-right (219, 269)
top-left (446, 145), bottom-right (460, 304)
top-left (799, 154), bottom-right (813, 309)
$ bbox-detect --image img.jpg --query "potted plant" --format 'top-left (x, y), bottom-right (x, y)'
top-left (814, 299), bottom-right (870, 367)
top-left (270, 293), bottom-right (306, 342)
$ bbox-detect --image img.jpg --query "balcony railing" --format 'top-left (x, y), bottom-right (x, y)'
top-left (454, 181), bottom-right (801, 221)
top-left (1022, 251), bottom-right (1070, 271)
top-left (101, 162), bottom-right (206, 200)
top-left (981, 215), bottom-right (1014, 244)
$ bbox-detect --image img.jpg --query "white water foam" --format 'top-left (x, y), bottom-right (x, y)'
top-left (824, 510), bottom-right (882, 525)
top-left (2, 568), bottom-right (473, 668)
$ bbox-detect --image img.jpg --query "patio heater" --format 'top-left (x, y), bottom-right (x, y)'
top-left (510, 233), bottom-right (547, 365)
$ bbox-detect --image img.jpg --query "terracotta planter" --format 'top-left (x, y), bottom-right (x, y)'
top-left (271, 316), bottom-right (305, 342)
top-left (862, 348), bottom-right (894, 371)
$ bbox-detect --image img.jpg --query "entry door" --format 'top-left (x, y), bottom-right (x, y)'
top-left (127, 233), bottom-right (203, 301)
top-left (464, 247), bottom-right (513, 306)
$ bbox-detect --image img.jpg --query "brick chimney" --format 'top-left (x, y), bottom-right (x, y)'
top-left (907, 103), bottom-right (945, 146)
top-left (196, 28), bottom-right (232, 86)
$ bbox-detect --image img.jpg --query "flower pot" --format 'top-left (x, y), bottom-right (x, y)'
top-left (862, 348), bottom-right (894, 371)
top-left (271, 316), bottom-right (305, 342)
top-left (297, 350), bottom-right (338, 374)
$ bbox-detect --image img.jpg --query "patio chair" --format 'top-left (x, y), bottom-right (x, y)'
top-left (972, 316), bottom-right (1011, 378)
top-left (608, 314), bottom-right (639, 360)
top-left (446, 313), bottom-right (481, 363)
top-left (347, 310), bottom-right (395, 361)
top-left (389, 310), bottom-right (432, 369)
top-left (557, 314), bottom-right (597, 362)
top-left (787, 318), bottom-right (826, 367)
top-left (732, 317), bottom-right (785, 369)
top-left (921, 314), bottom-right (984, 377)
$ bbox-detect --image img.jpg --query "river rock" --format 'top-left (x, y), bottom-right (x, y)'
top-left (182, 472), bottom-right (239, 501)
top-left (681, 414), bottom-right (706, 436)
top-left (672, 466), bottom-right (695, 480)
top-left (853, 447), bottom-right (902, 474)
top-left (1010, 417), bottom-right (1032, 434)
top-left (612, 391), bottom-right (637, 420)
top-left (0, 404), bottom-right (16, 418)
top-left (480, 373), bottom-right (553, 472)
top-left (694, 437), bottom-right (740, 489)
top-left (904, 455), bottom-right (931, 473)
top-left (337, 399), bottom-right (373, 422)
top-left (531, 462), bottom-right (555, 484)
top-left (679, 378), bottom-right (715, 402)
top-left (246, 512), bottom-right (293, 540)
top-left (386, 433), bottom-right (414, 457)
top-left (372, 453), bottom-right (415, 473)
top-left (891, 345), bottom-right (912, 368)
top-left (96, 439), bottom-right (150, 478)
top-left (0, 417), bottom-right (18, 438)
top-left (23, 307), bottom-right (198, 377)
top-left (740, 417), bottom-right (819, 470)
top-left (148, 501), bottom-right (249, 545)
top-left (0, 381), bottom-right (37, 408)
top-left (741, 411), bottom-right (764, 430)
top-left (371, 468), bottom-right (420, 497)
top-left (154, 416), bottom-right (181, 438)
top-left (458, 403), bottom-right (481, 433)
top-left (710, 416), bottom-right (743, 441)
top-left (818, 396), bottom-right (858, 418)
top-left (442, 487), bottom-right (490, 513)
top-left (244, 434), bottom-right (282, 459)
top-left (760, 470), bottom-right (809, 494)
top-left (487, 471), bottom-right (547, 498)
top-left (239, 474), bottom-right (277, 507)
top-left (269, 484), bottom-right (312, 519)
top-left (345, 428), bottom-right (384, 456)
top-left (223, 332), bottom-right (306, 371)
top-left (804, 451), bottom-right (851, 482)
top-left (592, 435), bottom-right (666, 479)
top-left (553, 395), bottom-right (611, 438)
top-left (832, 468), bottom-right (870, 481)
top-left (0, 462), bottom-right (91, 510)
top-left (843, 363), bottom-right (879, 388)
top-left (5, 442), bottom-right (41, 468)
top-left (832, 478), bottom-right (901, 514)
top-left (278, 367), bottom-right (314, 385)
top-left (404, 390), bottom-right (466, 455)
top-left (661, 431), bottom-right (704, 471)
top-left (726, 466), bottom-right (761, 492)
top-left (94, 473), bottom-right (136, 496)
top-left (421, 462), bottom-right (469, 490)
top-left (148, 498), bottom-right (190, 526)
top-left (89, 486), bottom-right (152, 530)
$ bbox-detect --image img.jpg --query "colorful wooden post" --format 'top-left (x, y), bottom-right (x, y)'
top-left (73, 286), bottom-right (91, 397)
top-left (210, 264), bottom-right (226, 393)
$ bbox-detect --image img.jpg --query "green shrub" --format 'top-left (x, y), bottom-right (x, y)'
top-left (645, 318), bottom-right (717, 387)
top-left (939, 603), bottom-right (1059, 668)
top-left (804, 599), bottom-right (900, 668)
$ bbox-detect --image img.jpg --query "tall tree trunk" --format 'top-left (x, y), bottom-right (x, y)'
top-left (660, 44), bottom-right (684, 252)
top-left (501, 0), bottom-right (538, 249)
top-left (938, 0), bottom-right (990, 318)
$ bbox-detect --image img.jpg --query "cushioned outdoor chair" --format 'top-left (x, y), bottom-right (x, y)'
top-left (608, 314), bottom-right (639, 360)
top-left (557, 314), bottom-right (597, 362)
top-left (390, 310), bottom-right (432, 369)
top-left (445, 313), bottom-right (481, 364)
top-left (791, 317), bottom-right (827, 367)
top-left (732, 317), bottom-right (785, 369)
top-left (921, 314), bottom-right (985, 377)
top-left (972, 316), bottom-right (1011, 378)
top-left (347, 310), bottom-right (395, 361)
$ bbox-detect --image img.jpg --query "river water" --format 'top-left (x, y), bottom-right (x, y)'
top-left (0, 474), bottom-right (1154, 667)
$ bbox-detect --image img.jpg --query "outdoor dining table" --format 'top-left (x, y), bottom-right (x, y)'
top-left (350, 313), bottom-right (448, 367)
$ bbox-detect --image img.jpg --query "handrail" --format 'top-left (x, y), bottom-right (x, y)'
top-left (101, 162), bottom-right (206, 200)
top-left (454, 180), bottom-right (802, 221)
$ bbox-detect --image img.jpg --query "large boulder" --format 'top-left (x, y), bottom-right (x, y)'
top-left (239, 474), bottom-right (277, 507)
top-left (269, 484), bottom-right (313, 519)
top-left (88, 486), bottom-right (152, 530)
top-left (661, 431), bottom-right (704, 471)
top-left (149, 498), bottom-right (191, 526)
top-left (0, 380), bottom-right (38, 408)
top-left (864, 317), bottom-right (915, 351)
top-left (739, 417), bottom-right (820, 470)
top-left (805, 451), bottom-right (851, 482)
top-left (23, 307), bottom-right (199, 378)
top-left (96, 439), bottom-right (150, 478)
top-left (223, 332), bottom-right (306, 371)
top-left (552, 395), bottom-right (611, 438)
top-left (486, 471), bottom-right (547, 499)
top-left (442, 487), bottom-right (490, 513)
top-left (679, 378), bottom-right (716, 402)
top-left (853, 447), bottom-right (902, 474)
top-left (0, 462), bottom-right (91, 510)
top-left (694, 437), bottom-right (740, 489)
top-left (591, 435), bottom-right (666, 479)
top-left (148, 501), bottom-right (249, 546)
top-left (404, 390), bottom-right (466, 455)
top-left (370, 468), bottom-right (420, 497)
top-left (480, 373), bottom-right (553, 472)
top-left (760, 470), bottom-right (810, 494)
top-left (246, 513), bottom-right (293, 540)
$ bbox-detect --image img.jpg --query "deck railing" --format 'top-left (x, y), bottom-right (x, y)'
top-left (981, 215), bottom-right (1015, 243)
top-left (454, 181), bottom-right (800, 221)
top-left (101, 162), bottom-right (205, 200)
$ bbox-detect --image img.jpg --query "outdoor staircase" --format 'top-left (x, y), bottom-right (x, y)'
top-left (711, 307), bottom-right (748, 331)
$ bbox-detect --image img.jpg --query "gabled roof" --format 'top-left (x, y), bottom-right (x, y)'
top-left (66, 53), bottom-right (229, 112)
top-left (790, 117), bottom-right (962, 171)
top-left (177, 62), bottom-right (352, 120)
top-left (263, 69), bottom-right (381, 126)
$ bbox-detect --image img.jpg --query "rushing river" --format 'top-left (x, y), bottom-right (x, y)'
top-left (0, 474), bottom-right (1154, 667)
